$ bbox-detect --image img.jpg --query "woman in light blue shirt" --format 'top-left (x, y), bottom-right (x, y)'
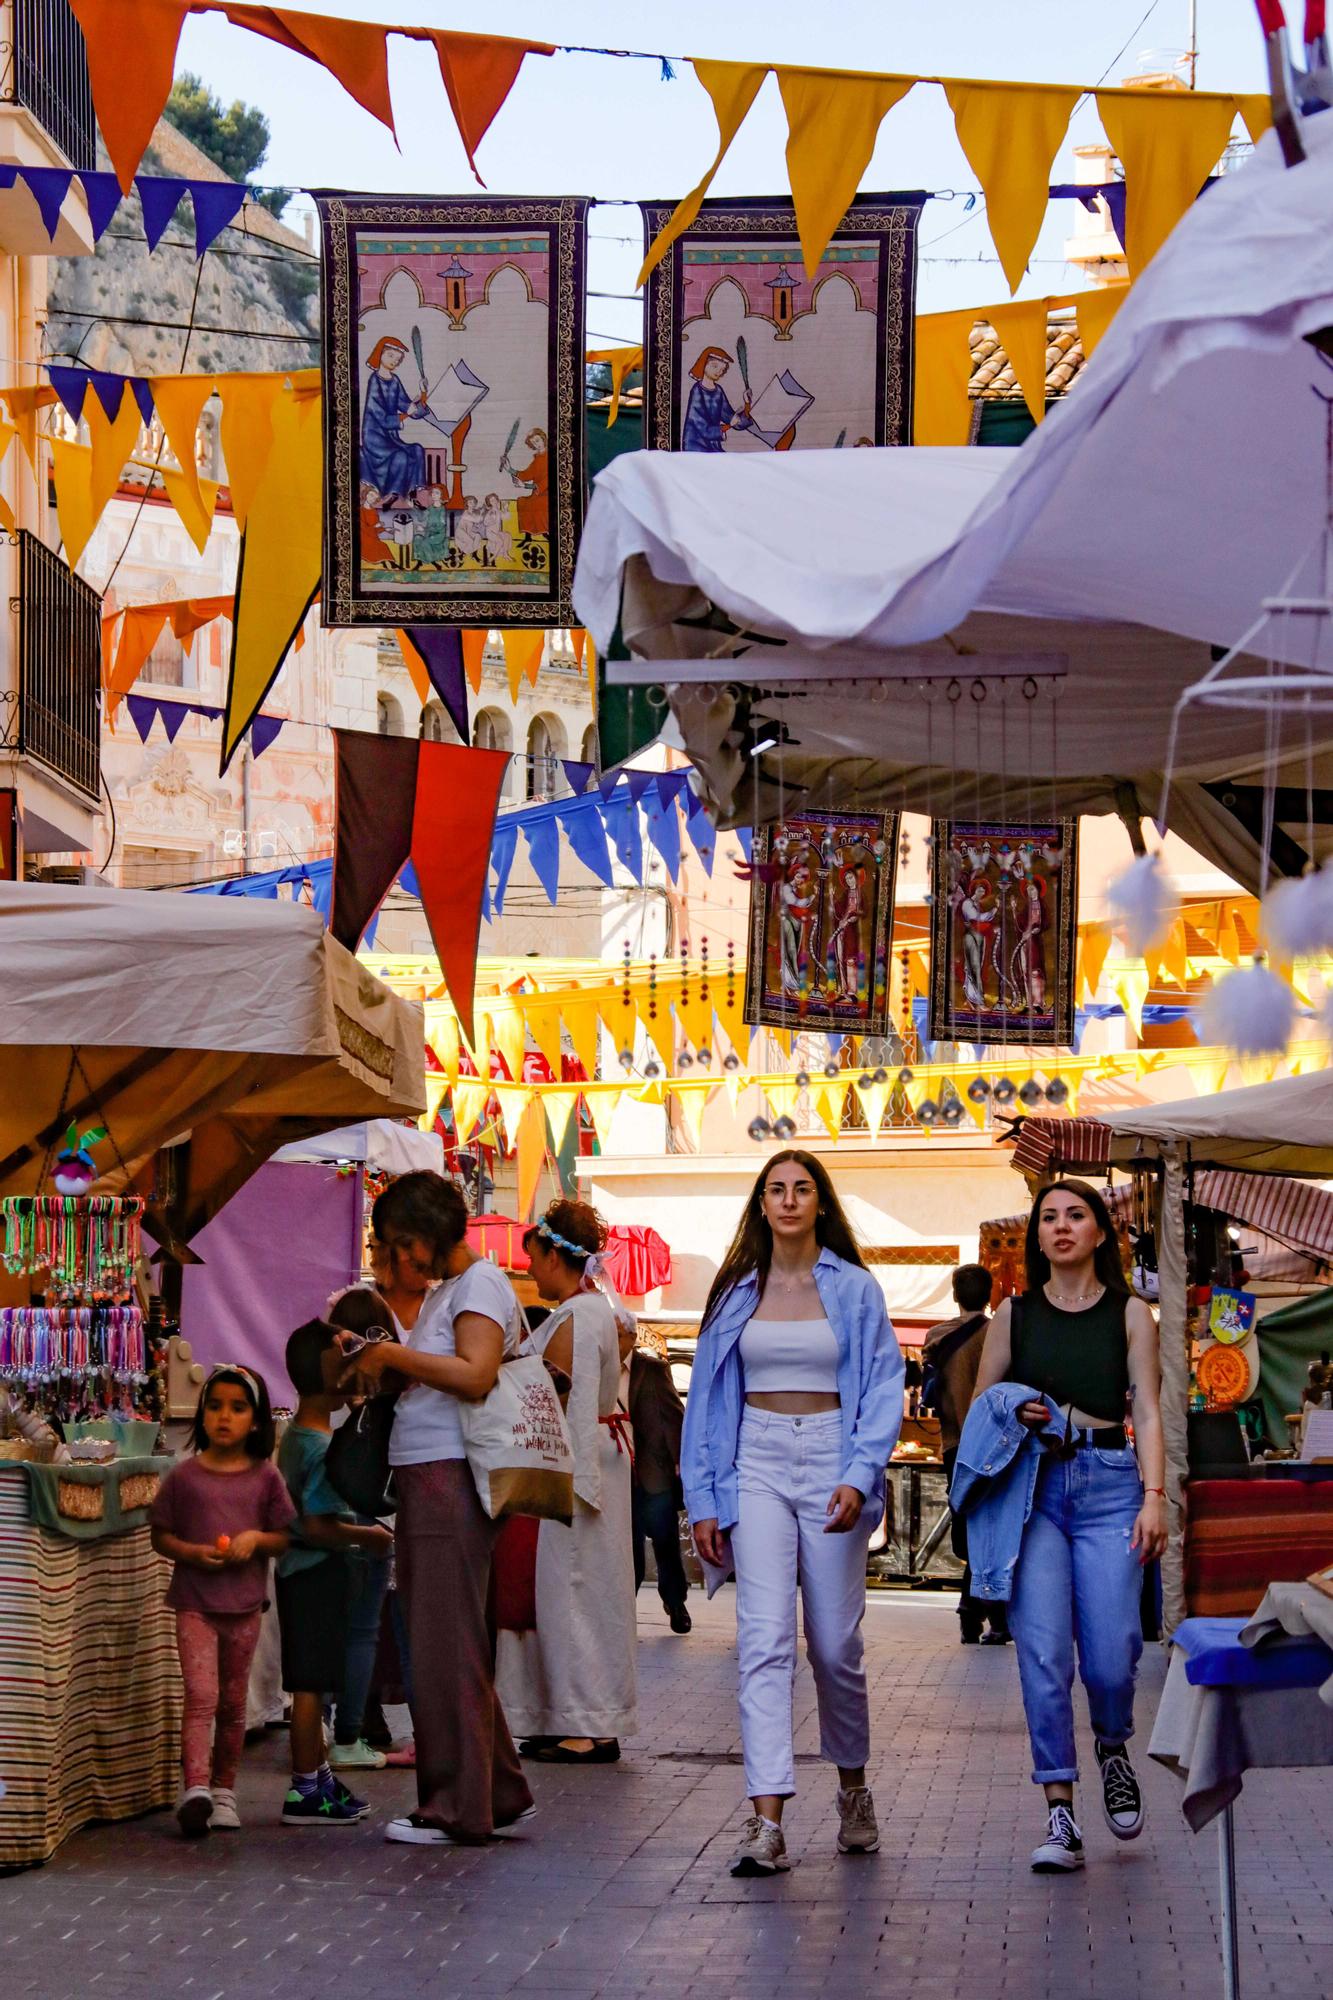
top-left (683, 1149), bottom-right (904, 1878)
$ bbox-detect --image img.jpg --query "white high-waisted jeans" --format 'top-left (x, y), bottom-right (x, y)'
top-left (729, 1406), bottom-right (874, 1799)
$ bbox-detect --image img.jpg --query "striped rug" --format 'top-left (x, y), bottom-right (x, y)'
top-left (0, 1469), bottom-right (181, 1867)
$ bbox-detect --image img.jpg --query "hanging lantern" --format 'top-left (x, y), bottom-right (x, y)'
top-left (823, 1061), bottom-right (840, 1079)
top-left (697, 1045), bottom-right (713, 1067)
top-left (916, 1098), bottom-right (941, 1125)
top-left (644, 1060), bottom-right (662, 1080)
top-left (1018, 1079), bottom-right (1044, 1107)
top-left (747, 1117), bottom-right (772, 1142)
top-left (967, 1077), bottom-right (992, 1104)
top-left (618, 1047), bottom-right (635, 1071)
top-left (858, 1072), bottom-right (873, 1089)
top-left (677, 1051), bottom-right (695, 1072)
top-left (724, 1051), bottom-right (741, 1072)
top-left (773, 1116), bottom-right (798, 1140)
top-left (873, 1067), bottom-right (889, 1086)
top-left (1045, 1077), bottom-right (1069, 1105)
top-left (992, 1076), bottom-right (1018, 1104)
top-left (795, 1070), bottom-right (810, 1088)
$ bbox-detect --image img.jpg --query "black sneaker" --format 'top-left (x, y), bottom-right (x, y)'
top-left (281, 1783), bottom-right (361, 1826)
top-left (1095, 1741), bottom-right (1145, 1840)
top-left (1030, 1803), bottom-right (1085, 1872)
top-left (328, 1775), bottom-right (370, 1820)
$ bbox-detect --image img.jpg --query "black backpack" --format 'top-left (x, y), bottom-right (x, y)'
top-left (323, 1390), bottom-right (399, 1517)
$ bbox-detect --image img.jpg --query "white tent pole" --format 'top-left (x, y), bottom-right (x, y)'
top-left (1157, 1142), bottom-right (1190, 1635)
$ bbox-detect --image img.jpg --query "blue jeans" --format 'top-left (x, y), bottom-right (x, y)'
top-left (1008, 1446), bottom-right (1144, 1784)
top-left (335, 1550), bottom-right (390, 1743)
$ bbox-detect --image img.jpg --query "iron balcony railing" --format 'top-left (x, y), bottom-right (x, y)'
top-left (16, 529), bottom-right (101, 801)
top-left (4, 0), bottom-right (96, 171)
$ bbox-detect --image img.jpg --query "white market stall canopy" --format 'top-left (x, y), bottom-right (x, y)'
top-left (270, 1119), bottom-right (443, 1176)
top-left (574, 115), bottom-right (1333, 889)
top-left (0, 881), bottom-right (425, 1235)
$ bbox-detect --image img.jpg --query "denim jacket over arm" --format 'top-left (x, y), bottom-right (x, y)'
top-left (949, 1381), bottom-right (1063, 1602)
top-left (681, 1248), bottom-right (905, 1532)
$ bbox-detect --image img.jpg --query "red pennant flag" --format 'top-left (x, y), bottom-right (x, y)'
top-left (411, 740), bottom-right (509, 1040)
top-left (428, 30), bottom-right (553, 185)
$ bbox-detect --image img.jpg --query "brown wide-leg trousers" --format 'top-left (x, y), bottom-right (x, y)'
top-left (394, 1459), bottom-right (533, 1839)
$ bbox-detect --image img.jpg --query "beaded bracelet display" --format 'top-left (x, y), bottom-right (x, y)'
top-left (0, 1195), bottom-right (144, 1300)
top-left (0, 1304), bottom-right (148, 1404)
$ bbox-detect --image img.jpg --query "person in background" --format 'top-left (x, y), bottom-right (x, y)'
top-left (150, 1365), bottom-right (293, 1836)
top-left (628, 1329), bottom-right (691, 1634)
top-left (276, 1319), bottom-right (393, 1827)
top-left (972, 1179), bottom-right (1166, 1875)
top-left (683, 1150), bottom-right (904, 1877)
top-left (324, 1286), bottom-right (397, 1774)
top-left (922, 1263), bottom-right (1009, 1646)
top-left (498, 1199), bottom-right (638, 1763)
top-left (347, 1172), bottom-right (534, 1845)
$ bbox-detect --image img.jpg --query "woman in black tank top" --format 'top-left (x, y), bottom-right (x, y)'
top-left (973, 1179), bottom-right (1166, 1876)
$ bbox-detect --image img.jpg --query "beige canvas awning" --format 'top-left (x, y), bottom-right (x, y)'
top-left (0, 880), bottom-right (425, 1237)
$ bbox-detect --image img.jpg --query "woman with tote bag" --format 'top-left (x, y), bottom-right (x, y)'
top-left (344, 1171), bottom-right (534, 1846)
top-left (496, 1199), bottom-right (638, 1764)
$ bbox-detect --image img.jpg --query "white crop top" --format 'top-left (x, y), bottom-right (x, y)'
top-left (738, 1317), bottom-right (840, 1395)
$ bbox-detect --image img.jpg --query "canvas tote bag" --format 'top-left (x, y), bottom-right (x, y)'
top-left (457, 1324), bottom-right (576, 1524)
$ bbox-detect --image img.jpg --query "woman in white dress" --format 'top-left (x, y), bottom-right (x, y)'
top-left (497, 1199), bottom-right (637, 1763)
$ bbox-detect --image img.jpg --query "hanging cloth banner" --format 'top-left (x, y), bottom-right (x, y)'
top-left (641, 192), bottom-right (921, 454)
top-left (220, 377), bottom-right (323, 771)
top-left (65, 0), bottom-right (553, 192)
top-left (927, 818), bottom-right (1080, 1049)
top-left (745, 810), bottom-right (900, 1037)
top-left (316, 191), bottom-right (588, 629)
top-left (332, 731), bottom-right (510, 1040)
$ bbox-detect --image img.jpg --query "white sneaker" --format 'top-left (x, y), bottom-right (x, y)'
top-left (384, 1814), bottom-right (457, 1846)
top-left (729, 1814), bottom-right (790, 1875)
top-left (1030, 1803), bottom-right (1085, 1872)
top-left (209, 1787), bottom-right (241, 1829)
top-left (329, 1737), bottom-right (388, 1770)
top-left (1095, 1741), bottom-right (1145, 1840)
top-left (175, 1785), bottom-right (213, 1838)
top-left (836, 1784), bottom-right (880, 1854)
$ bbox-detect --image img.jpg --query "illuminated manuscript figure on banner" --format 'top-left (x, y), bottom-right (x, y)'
top-left (641, 194), bottom-right (922, 454)
top-left (928, 821), bottom-right (1078, 1049)
top-left (318, 194), bottom-right (588, 626)
top-left (744, 811), bottom-right (899, 1037)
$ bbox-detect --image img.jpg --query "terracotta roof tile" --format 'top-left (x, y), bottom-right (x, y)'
top-left (968, 315), bottom-right (1088, 401)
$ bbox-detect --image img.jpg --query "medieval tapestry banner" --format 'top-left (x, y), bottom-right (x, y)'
top-left (744, 811), bottom-right (899, 1037)
top-left (640, 194), bottom-right (921, 456)
top-left (928, 821), bottom-right (1079, 1049)
top-left (318, 194), bottom-right (589, 627)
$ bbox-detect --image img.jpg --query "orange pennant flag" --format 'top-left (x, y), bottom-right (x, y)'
top-left (1075, 282), bottom-right (1129, 360)
top-left (66, 0), bottom-right (190, 190)
top-left (638, 61), bottom-right (771, 286)
top-left (396, 629), bottom-right (432, 707)
top-left (985, 299), bottom-right (1052, 426)
top-left (160, 464), bottom-right (222, 553)
top-left (108, 605), bottom-right (173, 710)
top-left (461, 628), bottom-right (488, 695)
top-left (223, 4), bottom-right (396, 138)
top-left (0, 384), bottom-right (60, 470)
top-left (502, 629), bottom-right (544, 700)
top-left (779, 67), bottom-right (915, 278)
top-left (151, 372), bottom-right (216, 519)
top-left (428, 30), bottom-right (553, 185)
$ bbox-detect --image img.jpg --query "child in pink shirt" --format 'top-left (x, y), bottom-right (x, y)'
top-left (150, 1365), bottom-right (294, 1836)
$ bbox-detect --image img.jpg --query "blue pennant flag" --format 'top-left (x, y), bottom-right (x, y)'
top-left (557, 798), bottom-right (614, 885)
top-left (190, 180), bottom-right (247, 257)
top-left (602, 793), bottom-right (643, 882)
top-left (88, 370), bottom-right (127, 422)
top-left (137, 177), bottom-right (187, 251)
top-left (250, 715), bottom-right (283, 757)
top-left (683, 793), bottom-right (716, 876)
top-left (642, 790), bottom-right (681, 883)
top-left (523, 816), bottom-right (562, 904)
top-left (561, 759), bottom-right (596, 795)
top-left (491, 820), bottom-right (520, 915)
top-left (736, 825), bottom-right (754, 861)
top-left (623, 769), bottom-right (657, 807)
top-left (19, 166), bottom-right (72, 240)
top-left (47, 365), bottom-right (89, 425)
top-left (77, 170), bottom-right (123, 242)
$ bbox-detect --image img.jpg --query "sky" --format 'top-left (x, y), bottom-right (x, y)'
top-left (175, 0), bottom-right (1271, 332)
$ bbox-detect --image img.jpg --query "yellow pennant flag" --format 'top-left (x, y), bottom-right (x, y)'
top-left (723, 1067), bottom-right (749, 1112)
top-left (764, 1079), bottom-right (801, 1123)
top-left (428, 1011), bottom-right (461, 1080)
top-left (1079, 923), bottom-right (1113, 1002)
top-left (515, 1094), bottom-right (548, 1220)
top-left (779, 67), bottom-right (915, 277)
top-left (86, 396), bottom-right (145, 522)
top-left (1075, 283), bottom-right (1129, 360)
top-left (160, 464), bottom-right (222, 554)
top-left (638, 60), bottom-right (771, 285)
top-left (1115, 966), bottom-right (1150, 1037)
top-left (1234, 92), bottom-right (1272, 146)
top-left (944, 81), bottom-right (1079, 295)
top-left (642, 1003), bottom-right (677, 1075)
top-left (150, 372), bottom-right (215, 521)
top-left (541, 1088), bottom-right (581, 1156)
top-left (0, 419), bottom-right (20, 531)
top-left (985, 299), bottom-right (1051, 426)
top-left (524, 1000), bottom-right (565, 1077)
top-left (422, 1074), bottom-right (450, 1128)
top-left (587, 345), bottom-right (643, 427)
top-left (220, 382), bottom-right (322, 771)
top-left (809, 1076), bottom-right (848, 1138)
top-left (852, 1075), bottom-right (891, 1139)
top-left (502, 628), bottom-right (544, 702)
top-left (484, 998), bottom-right (528, 1085)
top-left (1096, 89), bottom-right (1238, 275)
top-left (49, 436), bottom-right (99, 569)
top-left (670, 1081), bottom-right (713, 1150)
top-left (913, 308), bottom-right (976, 446)
top-left (585, 1084), bottom-right (623, 1151)
top-left (218, 373), bottom-right (285, 531)
top-left (562, 991), bottom-right (605, 1078)
top-left (492, 1084), bottom-right (532, 1150)
top-left (450, 1078), bottom-right (491, 1143)
top-left (673, 978), bottom-right (715, 1054)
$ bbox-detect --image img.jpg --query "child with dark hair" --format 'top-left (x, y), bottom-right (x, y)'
top-left (276, 1318), bottom-right (394, 1826)
top-left (150, 1364), bottom-right (294, 1837)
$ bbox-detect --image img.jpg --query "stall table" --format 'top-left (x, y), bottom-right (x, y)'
top-left (0, 1460), bottom-right (180, 1870)
top-left (878, 1459), bottom-right (964, 1583)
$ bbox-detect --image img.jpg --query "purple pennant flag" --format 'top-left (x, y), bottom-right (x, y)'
top-left (250, 715), bottom-right (283, 757)
top-left (190, 180), bottom-right (248, 257)
top-left (125, 694), bottom-right (157, 743)
top-left (20, 166), bottom-right (72, 240)
top-left (136, 176), bottom-right (187, 251)
top-left (561, 759), bottom-right (596, 795)
top-left (88, 370), bottom-right (127, 422)
top-left (623, 769), bottom-right (657, 807)
top-left (404, 626), bottom-right (469, 740)
top-left (0, 166), bottom-right (14, 191)
top-left (47, 365), bottom-right (89, 425)
top-left (159, 701), bottom-right (190, 743)
top-left (597, 768), bottom-right (623, 801)
top-left (129, 377), bottom-right (155, 426)
top-left (77, 170), bottom-right (123, 242)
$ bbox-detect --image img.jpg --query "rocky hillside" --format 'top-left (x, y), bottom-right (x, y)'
top-left (47, 117), bottom-right (319, 377)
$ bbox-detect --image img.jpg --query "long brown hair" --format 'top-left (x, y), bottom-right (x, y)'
top-left (1024, 1178), bottom-right (1128, 1296)
top-left (702, 1150), bottom-right (865, 1329)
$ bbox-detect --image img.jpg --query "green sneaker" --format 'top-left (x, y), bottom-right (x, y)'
top-left (281, 1783), bottom-right (361, 1826)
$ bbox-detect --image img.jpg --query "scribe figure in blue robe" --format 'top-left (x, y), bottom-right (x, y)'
top-left (681, 345), bottom-right (755, 453)
top-left (361, 337), bottom-right (428, 500)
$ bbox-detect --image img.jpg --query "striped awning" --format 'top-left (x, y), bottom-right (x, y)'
top-left (1010, 1116), bottom-right (1112, 1179)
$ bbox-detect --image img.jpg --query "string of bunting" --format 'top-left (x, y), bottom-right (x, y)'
top-left (63, 0), bottom-right (1267, 283)
top-left (1, 161), bottom-right (248, 256)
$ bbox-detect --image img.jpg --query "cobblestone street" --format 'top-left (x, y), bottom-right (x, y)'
top-left (3, 1590), bottom-right (1330, 2000)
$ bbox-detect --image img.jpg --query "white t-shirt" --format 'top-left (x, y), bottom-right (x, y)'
top-left (389, 1260), bottom-right (523, 1467)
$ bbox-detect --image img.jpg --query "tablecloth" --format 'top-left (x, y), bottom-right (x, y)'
top-left (1148, 1643), bottom-right (1333, 1830)
top-left (1240, 1581), bottom-right (1333, 1705)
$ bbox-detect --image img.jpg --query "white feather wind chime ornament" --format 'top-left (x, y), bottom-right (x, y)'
top-left (1261, 865), bottom-right (1333, 958)
top-left (1105, 851), bottom-right (1175, 955)
top-left (1195, 956), bottom-right (1296, 1058)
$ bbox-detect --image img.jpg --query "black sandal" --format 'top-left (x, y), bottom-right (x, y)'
top-left (528, 1740), bottom-right (620, 1764)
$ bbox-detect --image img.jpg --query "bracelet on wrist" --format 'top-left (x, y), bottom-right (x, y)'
top-left (1145, 1486), bottom-right (1166, 1497)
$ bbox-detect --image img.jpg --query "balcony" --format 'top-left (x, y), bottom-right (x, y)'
top-left (0, 0), bottom-right (97, 252)
top-left (15, 528), bottom-right (100, 803)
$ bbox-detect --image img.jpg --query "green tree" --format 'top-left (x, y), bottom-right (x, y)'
top-left (165, 72), bottom-right (288, 217)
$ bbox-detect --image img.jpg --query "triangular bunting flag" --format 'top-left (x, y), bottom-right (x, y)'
top-left (779, 67), bottom-right (915, 277)
top-left (137, 175), bottom-right (187, 250)
top-left (944, 81), bottom-right (1078, 294)
top-left (19, 166), bottom-right (73, 240)
top-left (48, 435), bottom-right (99, 568)
top-left (47, 365), bottom-right (90, 425)
top-left (638, 60), bottom-right (770, 285)
top-left (561, 993), bottom-right (604, 1078)
top-left (159, 700), bottom-right (190, 743)
top-left (502, 628), bottom-right (544, 699)
top-left (403, 626), bottom-right (470, 740)
top-left (250, 715), bottom-right (283, 757)
top-left (410, 741), bottom-right (512, 1043)
top-left (1096, 88), bottom-right (1237, 274)
top-left (126, 693), bottom-right (157, 743)
top-left (191, 179), bottom-right (248, 256)
top-left (541, 1088), bottom-right (580, 1158)
top-left (427, 30), bottom-right (553, 185)
top-left (160, 464), bottom-right (221, 554)
top-left (585, 1085), bottom-right (623, 1152)
top-left (78, 169), bottom-right (124, 241)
